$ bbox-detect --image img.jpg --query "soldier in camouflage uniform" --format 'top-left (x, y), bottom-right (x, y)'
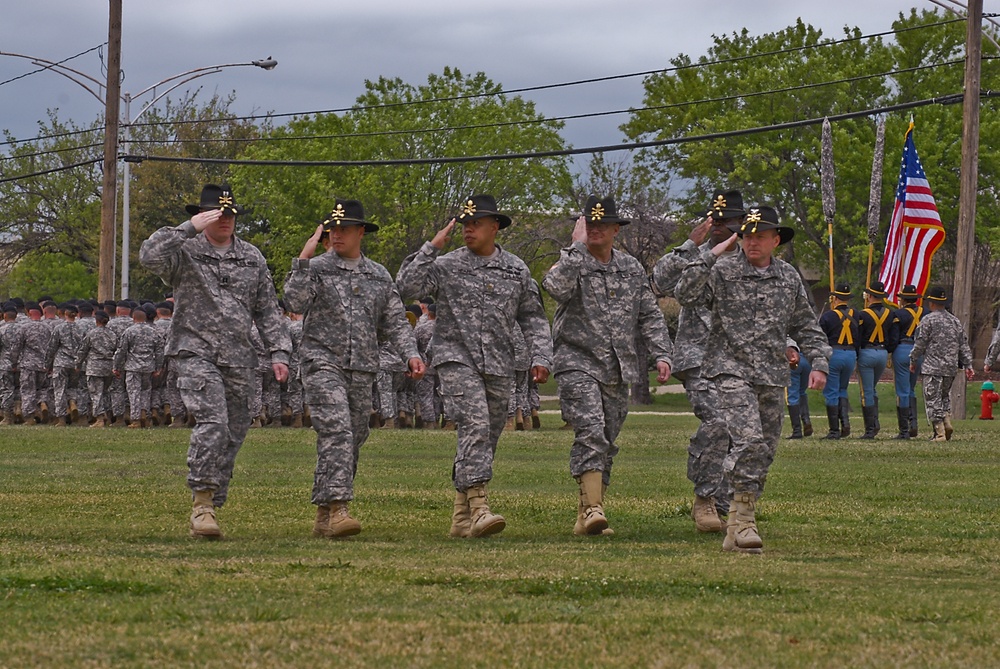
top-left (375, 342), bottom-right (406, 428)
top-left (505, 323), bottom-right (531, 431)
top-left (11, 302), bottom-right (52, 424)
top-left (413, 304), bottom-right (439, 428)
top-left (284, 199), bottom-right (423, 537)
top-left (676, 206), bottom-right (830, 554)
top-left (76, 311), bottom-right (119, 427)
top-left (397, 193), bottom-right (553, 538)
top-left (74, 302), bottom-right (97, 420)
top-left (45, 304), bottom-right (82, 425)
top-left (652, 188), bottom-right (744, 532)
top-left (140, 183), bottom-right (291, 539)
top-left (106, 301), bottom-right (135, 425)
top-left (0, 304), bottom-right (21, 425)
top-left (910, 286), bottom-right (974, 442)
top-left (113, 309), bottom-right (165, 428)
top-left (282, 308), bottom-right (305, 427)
top-left (543, 196), bottom-right (673, 536)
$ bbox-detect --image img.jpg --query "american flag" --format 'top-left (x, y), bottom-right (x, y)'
top-left (877, 122), bottom-right (945, 302)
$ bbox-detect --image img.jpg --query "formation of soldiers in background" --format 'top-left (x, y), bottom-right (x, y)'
top-left (0, 294), bottom-right (540, 431)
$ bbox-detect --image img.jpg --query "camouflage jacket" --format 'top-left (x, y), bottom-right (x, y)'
top-left (0, 321), bottom-right (21, 372)
top-left (76, 327), bottom-right (119, 376)
top-left (397, 242), bottom-right (552, 377)
top-left (543, 242), bottom-right (672, 384)
top-left (675, 248), bottom-right (831, 386)
top-left (413, 318), bottom-right (436, 374)
top-left (45, 320), bottom-right (83, 370)
top-left (11, 319), bottom-right (51, 372)
top-left (139, 220), bottom-right (291, 368)
top-left (911, 308), bottom-right (973, 376)
top-left (284, 252), bottom-right (417, 373)
top-left (114, 323), bottom-right (165, 373)
top-left (512, 322), bottom-right (530, 372)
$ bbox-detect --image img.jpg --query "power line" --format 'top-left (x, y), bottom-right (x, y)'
top-left (0, 126), bottom-right (101, 149)
top-left (125, 17), bottom-right (967, 130)
top-left (125, 59), bottom-right (966, 147)
top-left (0, 43), bottom-right (108, 89)
top-left (123, 92), bottom-right (984, 170)
top-left (0, 142), bottom-right (103, 162)
top-left (0, 157), bottom-right (102, 184)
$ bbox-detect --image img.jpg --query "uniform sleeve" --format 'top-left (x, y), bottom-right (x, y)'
top-left (959, 323), bottom-right (974, 369)
top-left (396, 242), bottom-right (441, 302)
top-left (985, 323), bottom-right (1000, 368)
top-left (650, 239), bottom-right (699, 298)
top-left (44, 327), bottom-right (60, 369)
top-left (283, 259), bottom-right (316, 315)
top-left (517, 277), bottom-right (553, 370)
top-left (636, 281), bottom-right (673, 367)
top-left (674, 248), bottom-right (718, 309)
top-left (112, 331), bottom-right (129, 372)
top-left (787, 278), bottom-right (831, 374)
top-left (252, 260), bottom-right (292, 367)
top-left (541, 242), bottom-right (587, 304)
top-left (379, 283), bottom-right (420, 363)
top-left (76, 334), bottom-right (91, 370)
top-left (139, 221), bottom-right (198, 285)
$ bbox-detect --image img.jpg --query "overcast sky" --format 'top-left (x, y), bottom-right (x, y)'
top-left (1, 1), bottom-right (993, 162)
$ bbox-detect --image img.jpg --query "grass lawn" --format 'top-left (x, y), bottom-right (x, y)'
top-left (1, 409), bottom-right (999, 668)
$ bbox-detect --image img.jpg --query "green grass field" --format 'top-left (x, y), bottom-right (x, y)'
top-left (2, 405), bottom-right (999, 668)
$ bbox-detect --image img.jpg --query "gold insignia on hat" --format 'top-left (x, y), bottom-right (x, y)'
top-left (219, 192), bottom-right (236, 213)
top-left (712, 194), bottom-right (726, 211)
top-left (330, 203), bottom-right (346, 225)
top-left (590, 203), bottom-right (605, 221)
top-left (461, 199), bottom-right (477, 218)
top-left (743, 208), bottom-right (762, 233)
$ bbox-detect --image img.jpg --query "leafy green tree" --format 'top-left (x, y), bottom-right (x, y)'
top-left (231, 67), bottom-right (572, 287)
top-left (0, 250), bottom-right (97, 301)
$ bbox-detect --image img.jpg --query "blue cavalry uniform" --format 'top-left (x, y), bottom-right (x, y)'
top-left (855, 282), bottom-right (891, 439)
top-left (818, 283), bottom-right (858, 439)
top-left (885, 284), bottom-right (923, 438)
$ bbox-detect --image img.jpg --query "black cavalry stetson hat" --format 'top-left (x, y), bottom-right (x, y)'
top-left (866, 281), bottom-right (888, 299)
top-left (897, 284), bottom-right (921, 301)
top-left (320, 199), bottom-right (379, 233)
top-left (925, 286), bottom-right (948, 302)
top-left (186, 183), bottom-right (243, 216)
top-left (455, 194), bottom-right (512, 229)
top-left (726, 205), bottom-right (794, 245)
top-left (707, 189), bottom-right (746, 221)
top-left (582, 195), bottom-right (631, 226)
top-left (831, 283), bottom-right (852, 298)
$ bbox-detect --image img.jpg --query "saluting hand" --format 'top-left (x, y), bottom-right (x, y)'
top-left (688, 217), bottom-right (713, 245)
top-left (299, 224), bottom-right (324, 260)
top-left (571, 216), bottom-right (588, 244)
top-left (190, 209), bottom-right (223, 232)
top-left (711, 233), bottom-right (739, 257)
top-left (431, 219), bottom-right (456, 250)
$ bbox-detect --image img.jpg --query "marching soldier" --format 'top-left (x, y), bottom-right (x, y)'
top-left (10, 302), bottom-right (52, 424)
top-left (284, 199), bottom-right (423, 537)
top-left (886, 285), bottom-right (923, 438)
top-left (76, 311), bottom-right (119, 428)
top-left (113, 309), bottom-right (164, 428)
top-left (856, 281), bottom-right (891, 439)
top-left (45, 304), bottom-right (82, 425)
top-left (140, 183), bottom-right (291, 539)
top-left (397, 194), bottom-right (552, 538)
top-left (413, 303), bottom-right (439, 429)
top-left (675, 206), bottom-right (830, 554)
top-left (0, 304), bottom-right (21, 425)
top-left (910, 287), bottom-right (973, 441)
top-left (818, 284), bottom-right (858, 439)
top-left (652, 188), bottom-right (744, 532)
top-left (543, 196), bottom-right (673, 536)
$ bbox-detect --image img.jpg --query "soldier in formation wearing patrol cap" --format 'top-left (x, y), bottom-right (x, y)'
top-left (140, 183), bottom-right (291, 539)
top-left (397, 194), bottom-right (552, 538)
top-left (818, 284), bottom-right (858, 439)
top-left (676, 205), bottom-right (830, 554)
top-left (285, 198), bottom-right (424, 538)
top-left (543, 195), bottom-right (673, 536)
top-left (113, 309), bottom-right (164, 428)
top-left (910, 286), bottom-right (973, 442)
top-left (652, 188), bottom-right (744, 533)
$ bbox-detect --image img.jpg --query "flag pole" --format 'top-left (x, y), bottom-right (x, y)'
top-left (821, 118), bottom-right (837, 293)
top-left (866, 117), bottom-right (887, 290)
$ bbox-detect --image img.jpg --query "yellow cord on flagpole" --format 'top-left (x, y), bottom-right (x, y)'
top-left (828, 222), bottom-right (835, 291)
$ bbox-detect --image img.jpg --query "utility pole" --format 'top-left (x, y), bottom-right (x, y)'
top-left (950, 0), bottom-right (982, 420)
top-left (98, 0), bottom-right (122, 301)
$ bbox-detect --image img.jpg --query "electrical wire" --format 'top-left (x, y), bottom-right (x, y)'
top-left (0, 157), bottom-right (102, 184)
top-left (0, 43), bottom-right (107, 89)
top-left (0, 142), bottom-right (103, 162)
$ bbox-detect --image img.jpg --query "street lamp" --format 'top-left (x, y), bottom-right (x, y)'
top-left (0, 52), bottom-right (276, 298)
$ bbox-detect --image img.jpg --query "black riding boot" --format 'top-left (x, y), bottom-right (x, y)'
top-left (787, 404), bottom-right (803, 439)
top-left (839, 397), bottom-right (852, 438)
top-left (893, 405), bottom-right (911, 439)
top-left (860, 405), bottom-right (878, 439)
top-left (823, 405), bottom-right (841, 439)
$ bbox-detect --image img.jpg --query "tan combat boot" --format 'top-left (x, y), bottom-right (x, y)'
top-left (450, 490), bottom-right (471, 538)
top-left (943, 414), bottom-right (954, 441)
top-left (0, 410), bottom-right (14, 426)
top-left (162, 403), bottom-right (172, 426)
top-left (290, 413), bottom-right (303, 428)
top-left (576, 471), bottom-right (609, 535)
top-left (503, 416), bottom-right (515, 431)
top-left (69, 399), bottom-right (79, 423)
top-left (930, 421), bottom-right (947, 442)
top-left (281, 406), bottom-right (293, 427)
top-left (442, 419), bottom-right (456, 430)
top-left (190, 490), bottom-right (222, 539)
top-left (531, 409), bottom-right (541, 430)
top-left (327, 501), bottom-right (361, 537)
top-left (39, 401), bottom-right (49, 423)
top-left (89, 412), bottom-right (109, 428)
top-left (573, 484), bottom-right (615, 536)
top-left (128, 418), bottom-right (142, 429)
top-left (722, 493), bottom-right (763, 554)
top-left (515, 409), bottom-right (525, 431)
top-left (313, 505), bottom-right (330, 537)
top-left (467, 484), bottom-right (506, 537)
top-left (140, 409), bottom-right (149, 427)
top-left (692, 495), bottom-right (723, 533)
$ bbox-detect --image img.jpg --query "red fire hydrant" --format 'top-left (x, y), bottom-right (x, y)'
top-left (980, 381), bottom-right (999, 420)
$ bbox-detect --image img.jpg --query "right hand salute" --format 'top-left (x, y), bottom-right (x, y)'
top-left (431, 219), bottom-right (456, 250)
top-left (190, 208), bottom-right (222, 232)
top-left (299, 224), bottom-right (324, 260)
top-left (688, 216), bottom-right (713, 245)
top-left (711, 232), bottom-right (739, 257)
top-left (571, 215), bottom-right (588, 244)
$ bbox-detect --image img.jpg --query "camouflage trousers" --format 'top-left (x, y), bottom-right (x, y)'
top-left (507, 370), bottom-right (530, 417)
top-left (110, 373), bottom-right (128, 419)
top-left (714, 375), bottom-right (785, 498)
top-left (161, 363), bottom-right (185, 418)
top-left (87, 375), bottom-right (113, 416)
top-left (0, 370), bottom-right (16, 411)
top-left (125, 371), bottom-right (152, 421)
top-left (18, 369), bottom-right (50, 415)
top-left (558, 370), bottom-right (629, 487)
top-left (301, 361), bottom-right (374, 504)
top-left (51, 367), bottom-right (79, 418)
top-left (375, 370), bottom-right (404, 420)
top-left (528, 378), bottom-right (540, 411)
top-left (282, 373), bottom-right (304, 414)
top-left (921, 374), bottom-right (954, 423)
top-left (415, 374), bottom-right (439, 423)
top-left (684, 374), bottom-right (733, 511)
top-left (436, 362), bottom-right (512, 491)
top-left (173, 355), bottom-right (253, 508)
top-left (397, 377), bottom-right (416, 414)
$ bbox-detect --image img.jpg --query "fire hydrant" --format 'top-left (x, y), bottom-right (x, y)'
top-left (980, 381), bottom-right (999, 420)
